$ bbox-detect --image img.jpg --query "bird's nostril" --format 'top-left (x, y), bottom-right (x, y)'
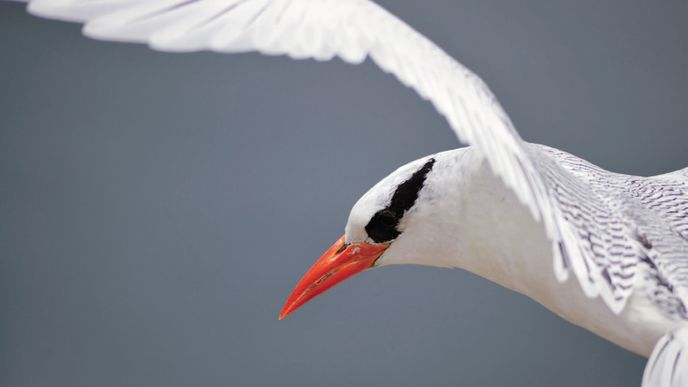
top-left (335, 243), bottom-right (349, 254)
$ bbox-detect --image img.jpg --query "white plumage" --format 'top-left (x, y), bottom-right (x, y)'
top-left (12, 0), bottom-right (688, 385)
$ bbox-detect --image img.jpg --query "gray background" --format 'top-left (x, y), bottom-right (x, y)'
top-left (1, 1), bottom-right (686, 386)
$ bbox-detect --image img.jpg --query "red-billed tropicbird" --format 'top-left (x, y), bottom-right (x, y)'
top-left (12, 1), bottom-right (688, 385)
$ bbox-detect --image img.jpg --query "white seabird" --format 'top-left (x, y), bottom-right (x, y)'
top-left (12, 1), bottom-right (688, 385)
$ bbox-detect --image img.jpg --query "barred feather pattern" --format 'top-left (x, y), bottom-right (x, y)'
top-left (532, 144), bottom-right (688, 319)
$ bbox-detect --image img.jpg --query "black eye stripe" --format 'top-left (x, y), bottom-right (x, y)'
top-left (365, 158), bottom-right (435, 243)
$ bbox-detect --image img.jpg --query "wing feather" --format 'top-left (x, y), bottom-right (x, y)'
top-left (20, 0), bottom-right (688, 313)
top-left (26, 0), bottom-right (551, 218)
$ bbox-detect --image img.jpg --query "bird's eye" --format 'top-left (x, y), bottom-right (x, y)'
top-left (378, 210), bottom-right (397, 225)
top-left (365, 209), bottom-right (401, 243)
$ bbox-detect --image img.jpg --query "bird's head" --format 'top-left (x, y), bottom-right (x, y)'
top-left (280, 152), bottom-right (464, 320)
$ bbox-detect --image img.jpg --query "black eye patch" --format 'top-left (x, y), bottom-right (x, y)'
top-left (365, 158), bottom-right (435, 243)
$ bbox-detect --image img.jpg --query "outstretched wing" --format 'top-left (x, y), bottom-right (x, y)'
top-left (19, 0), bottom-right (684, 313)
top-left (25, 0), bottom-right (552, 222)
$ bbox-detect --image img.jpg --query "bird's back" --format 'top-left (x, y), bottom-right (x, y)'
top-left (530, 144), bottom-right (688, 325)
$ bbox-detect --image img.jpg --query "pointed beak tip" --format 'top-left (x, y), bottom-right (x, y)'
top-left (278, 235), bottom-right (389, 321)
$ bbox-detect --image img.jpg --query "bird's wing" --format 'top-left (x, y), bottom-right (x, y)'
top-left (19, 0), bottom-right (687, 313)
top-left (25, 0), bottom-right (550, 218)
top-left (532, 145), bottom-right (688, 314)
top-left (643, 327), bottom-right (688, 387)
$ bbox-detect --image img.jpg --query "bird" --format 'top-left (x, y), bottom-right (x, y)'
top-left (10, 0), bottom-right (688, 386)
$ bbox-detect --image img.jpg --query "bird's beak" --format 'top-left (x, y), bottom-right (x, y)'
top-left (279, 235), bottom-right (389, 320)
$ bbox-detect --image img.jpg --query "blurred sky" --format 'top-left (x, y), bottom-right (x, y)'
top-left (1, 1), bottom-right (687, 387)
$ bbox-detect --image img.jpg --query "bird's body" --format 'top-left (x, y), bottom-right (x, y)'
top-left (10, 0), bottom-right (688, 385)
top-left (366, 145), bottom-right (687, 357)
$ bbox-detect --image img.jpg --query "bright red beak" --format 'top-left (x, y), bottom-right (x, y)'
top-left (279, 235), bottom-right (389, 320)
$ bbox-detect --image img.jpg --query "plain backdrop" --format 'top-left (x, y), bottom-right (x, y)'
top-left (1, 1), bottom-right (687, 386)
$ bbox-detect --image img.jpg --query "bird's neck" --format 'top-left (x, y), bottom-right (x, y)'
top-left (383, 152), bottom-right (553, 295)
top-left (452, 161), bottom-right (554, 294)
